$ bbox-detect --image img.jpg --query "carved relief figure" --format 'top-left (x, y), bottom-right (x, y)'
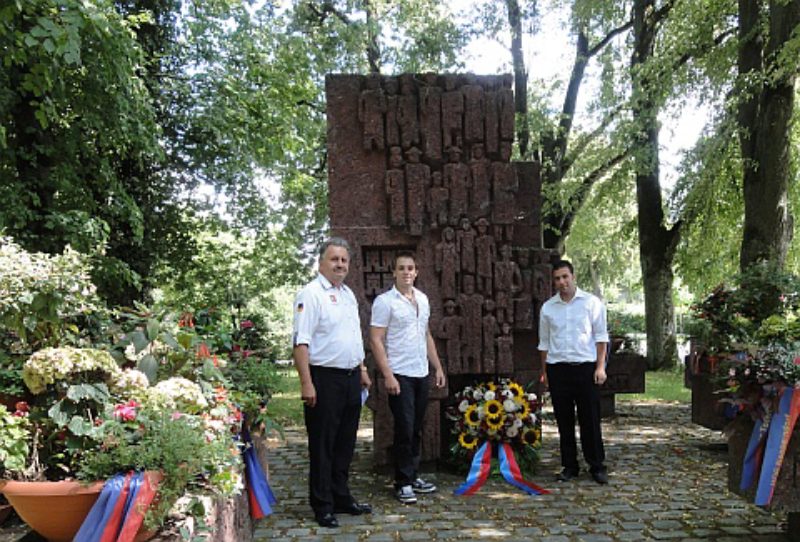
top-left (384, 77), bottom-right (400, 147)
top-left (404, 146), bottom-right (428, 236)
top-left (492, 142), bottom-right (518, 240)
top-left (366, 273), bottom-right (382, 297)
top-left (462, 74), bottom-right (485, 144)
top-left (494, 244), bottom-right (522, 325)
top-left (482, 298), bottom-right (499, 373)
top-left (441, 76), bottom-right (464, 152)
top-left (419, 73), bottom-right (443, 161)
top-left (468, 143), bottom-right (491, 219)
top-left (499, 73), bottom-right (514, 142)
top-left (484, 78), bottom-right (500, 155)
top-left (438, 299), bottom-right (464, 374)
top-left (513, 248), bottom-right (534, 330)
top-left (385, 146), bottom-right (406, 227)
top-left (428, 171), bottom-right (449, 228)
top-left (458, 275), bottom-right (483, 373)
top-left (397, 74), bottom-right (420, 149)
top-left (496, 322), bottom-right (514, 374)
top-left (365, 250), bottom-right (381, 272)
top-left (435, 227), bottom-right (460, 300)
top-left (359, 74), bottom-right (386, 150)
top-left (456, 217), bottom-right (476, 275)
top-left (475, 217), bottom-right (496, 294)
top-left (444, 146), bottom-right (470, 225)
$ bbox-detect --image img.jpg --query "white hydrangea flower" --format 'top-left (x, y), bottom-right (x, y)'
top-left (472, 389), bottom-right (483, 401)
top-left (513, 418), bottom-right (523, 429)
top-left (503, 399), bottom-right (517, 412)
top-left (484, 390), bottom-right (496, 401)
top-left (154, 377), bottom-right (208, 413)
top-left (23, 347), bottom-right (120, 394)
top-left (458, 399), bottom-right (470, 412)
top-left (527, 393), bottom-right (537, 401)
top-left (112, 368), bottom-right (151, 396)
top-left (505, 426), bottom-right (519, 438)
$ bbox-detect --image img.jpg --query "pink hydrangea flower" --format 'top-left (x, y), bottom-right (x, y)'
top-left (113, 400), bottom-right (139, 422)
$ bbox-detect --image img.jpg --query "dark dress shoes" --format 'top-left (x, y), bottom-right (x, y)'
top-left (556, 469), bottom-right (579, 482)
top-left (315, 512), bottom-right (339, 528)
top-left (591, 470), bottom-right (609, 485)
top-left (334, 501), bottom-right (373, 515)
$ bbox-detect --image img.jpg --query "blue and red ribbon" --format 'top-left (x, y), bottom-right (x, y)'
top-left (454, 441), bottom-right (548, 496)
top-left (754, 387), bottom-right (800, 505)
top-left (243, 428), bottom-right (277, 518)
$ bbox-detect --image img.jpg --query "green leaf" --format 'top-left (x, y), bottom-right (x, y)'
top-left (160, 331), bottom-right (180, 350)
top-left (67, 416), bottom-right (94, 436)
top-left (128, 330), bottom-right (150, 352)
top-left (66, 382), bottom-right (110, 403)
top-left (48, 399), bottom-right (73, 427)
top-left (146, 319), bottom-right (160, 341)
top-left (137, 354), bottom-right (158, 383)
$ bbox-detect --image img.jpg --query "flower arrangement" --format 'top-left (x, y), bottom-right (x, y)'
top-left (446, 379), bottom-right (542, 474)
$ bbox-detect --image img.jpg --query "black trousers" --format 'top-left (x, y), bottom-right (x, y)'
top-left (304, 365), bottom-right (362, 515)
top-left (546, 362), bottom-right (606, 474)
top-left (387, 374), bottom-right (430, 488)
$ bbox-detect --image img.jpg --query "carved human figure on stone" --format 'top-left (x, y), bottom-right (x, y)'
top-left (435, 227), bottom-right (459, 300)
top-left (385, 146), bottom-right (406, 227)
top-left (462, 74), bottom-right (485, 144)
top-left (365, 251), bottom-right (381, 272)
top-left (397, 75), bottom-right (420, 149)
top-left (456, 217), bottom-right (477, 275)
top-left (441, 76), bottom-right (464, 152)
top-left (437, 299), bottom-right (464, 374)
top-left (458, 275), bottom-right (483, 373)
top-left (496, 322), bottom-right (514, 374)
top-left (483, 77), bottom-right (500, 155)
top-left (444, 146), bottom-right (470, 225)
top-left (494, 244), bottom-right (522, 325)
top-left (492, 142), bottom-right (518, 240)
top-left (359, 74), bottom-right (387, 151)
top-left (499, 74), bottom-right (514, 142)
top-left (384, 77), bottom-right (400, 147)
top-left (469, 143), bottom-right (491, 219)
top-left (404, 146), bottom-right (428, 236)
top-left (366, 273), bottom-right (382, 297)
top-left (419, 73), bottom-right (442, 161)
top-left (482, 298), bottom-right (499, 373)
top-left (513, 248), bottom-right (534, 330)
top-left (427, 171), bottom-right (449, 228)
top-left (475, 218), bottom-right (496, 294)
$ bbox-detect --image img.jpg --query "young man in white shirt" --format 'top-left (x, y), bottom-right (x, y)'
top-left (370, 251), bottom-right (446, 504)
top-left (538, 259), bottom-right (610, 485)
top-left (293, 238), bottom-right (373, 527)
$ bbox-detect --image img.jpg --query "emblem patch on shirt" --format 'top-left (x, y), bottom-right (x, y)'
top-left (296, 303), bottom-right (304, 313)
top-left (330, 294), bottom-right (337, 303)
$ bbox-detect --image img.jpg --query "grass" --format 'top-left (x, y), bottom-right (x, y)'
top-left (618, 368), bottom-right (690, 403)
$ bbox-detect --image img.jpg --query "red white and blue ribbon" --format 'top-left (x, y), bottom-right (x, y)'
top-left (498, 442), bottom-right (550, 496)
top-left (740, 416), bottom-right (766, 492)
top-left (454, 441), bottom-right (548, 496)
top-left (453, 440), bottom-right (492, 495)
top-left (753, 387), bottom-right (800, 505)
top-left (243, 428), bottom-right (277, 518)
top-left (75, 471), bottom-right (160, 542)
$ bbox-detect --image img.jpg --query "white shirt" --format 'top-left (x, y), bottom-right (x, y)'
top-left (538, 287), bottom-right (609, 364)
top-left (370, 286), bottom-right (430, 378)
top-left (292, 274), bottom-right (365, 369)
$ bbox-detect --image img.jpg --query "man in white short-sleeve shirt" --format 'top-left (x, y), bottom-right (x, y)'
top-left (538, 259), bottom-right (609, 485)
top-left (370, 251), bottom-right (445, 504)
top-left (293, 238), bottom-right (372, 528)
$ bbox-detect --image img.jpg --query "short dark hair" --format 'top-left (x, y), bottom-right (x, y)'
top-left (318, 237), bottom-right (351, 261)
top-left (392, 250), bottom-right (417, 269)
top-left (552, 259), bottom-right (574, 275)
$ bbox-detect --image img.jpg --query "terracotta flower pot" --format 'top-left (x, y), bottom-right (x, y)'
top-left (0, 479), bottom-right (104, 542)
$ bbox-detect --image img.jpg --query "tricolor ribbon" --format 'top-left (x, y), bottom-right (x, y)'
top-left (243, 428), bottom-right (277, 518)
top-left (754, 387), bottom-right (800, 505)
top-left (454, 441), bottom-right (549, 496)
top-left (75, 471), bottom-right (160, 542)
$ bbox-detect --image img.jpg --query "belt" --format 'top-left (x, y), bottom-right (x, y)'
top-left (310, 365), bottom-right (361, 376)
top-left (560, 362), bottom-right (592, 366)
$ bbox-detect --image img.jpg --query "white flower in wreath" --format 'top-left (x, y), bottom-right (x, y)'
top-left (505, 426), bottom-right (519, 438)
top-left (484, 390), bottom-right (496, 401)
top-left (513, 418), bottom-right (523, 429)
top-left (477, 406), bottom-right (486, 419)
top-left (529, 413), bottom-right (537, 424)
top-left (472, 389), bottom-right (484, 401)
top-left (503, 399), bottom-right (517, 412)
top-left (527, 393), bottom-right (537, 401)
top-left (458, 399), bottom-right (470, 413)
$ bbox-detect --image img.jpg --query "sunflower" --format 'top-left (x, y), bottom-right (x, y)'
top-left (458, 432), bottom-right (478, 450)
top-left (516, 400), bottom-right (531, 419)
top-left (521, 427), bottom-right (540, 446)
top-left (484, 399), bottom-right (503, 418)
top-left (486, 381), bottom-right (497, 392)
top-left (464, 404), bottom-right (481, 426)
top-left (486, 415), bottom-right (504, 431)
top-left (507, 381), bottom-right (525, 398)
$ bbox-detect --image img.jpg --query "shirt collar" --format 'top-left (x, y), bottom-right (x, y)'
top-left (553, 287), bottom-right (588, 304)
top-left (317, 273), bottom-right (344, 291)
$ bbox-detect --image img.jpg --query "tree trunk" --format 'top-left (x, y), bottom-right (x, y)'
top-left (631, 0), bottom-right (679, 370)
top-left (737, 0), bottom-right (799, 270)
top-left (505, 0), bottom-right (529, 158)
top-left (364, 0), bottom-right (381, 73)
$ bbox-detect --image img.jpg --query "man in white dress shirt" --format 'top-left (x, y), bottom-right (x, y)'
top-left (370, 251), bottom-right (446, 504)
top-left (293, 238), bottom-right (373, 527)
top-left (538, 259), bottom-right (609, 485)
